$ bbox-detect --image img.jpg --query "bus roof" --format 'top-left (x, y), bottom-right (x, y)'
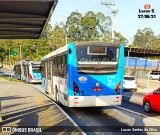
top-left (75, 41), bottom-right (121, 47)
top-left (23, 61), bottom-right (41, 65)
top-left (41, 44), bottom-right (68, 60)
top-left (41, 41), bottom-right (122, 60)
top-left (14, 60), bottom-right (26, 65)
top-left (14, 60), bottom-right (41, 65)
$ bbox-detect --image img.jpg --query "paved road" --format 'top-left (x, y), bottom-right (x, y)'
top-left (0, 78), bottom-right (82, 134)
top-left (122, 80), bottom-right (160, 120)
top-left (32, 84), bottom-right (160, 135)
top-left (122, 94), bottom-right (160, 120)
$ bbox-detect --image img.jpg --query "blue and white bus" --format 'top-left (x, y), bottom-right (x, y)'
top-left (41, 41), bottom-right (124, 107)
top-left (14, 61), bottom-right (22, 80)
top-left (14, 60), bottom-right (42, 83)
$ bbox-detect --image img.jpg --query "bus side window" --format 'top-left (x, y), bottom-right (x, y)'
top-left (43, 61), bottom-right (45, 77)
top-left (52, 57), bottom-right (56, 76)
top-left (57, 55), bottom-right (63, 77)
top-left (63, 53), bottom-right (67, 72)
top-left (18, 65), bottom-right (21, 74)
top-left (24, 65), bottom-right (27, 75)
top-left (45, 60), bottom-right (47, 78)
top-left (46, 59), bottom-right (50, 80)
top-left (55, 57), bottom-right (58, 75)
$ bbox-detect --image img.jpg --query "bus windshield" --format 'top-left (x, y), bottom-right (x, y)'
top-left (76, 46), bottom-right (119, 74)
top-left (32, 63), bottom-right (41, 73)
top-left (76, 46), bottom-right (119, 63)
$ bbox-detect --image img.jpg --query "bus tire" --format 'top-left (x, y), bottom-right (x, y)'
top-left (45, 80), bottom-right (49, 94)
top-left (45, 87), bottom-right (49, 94)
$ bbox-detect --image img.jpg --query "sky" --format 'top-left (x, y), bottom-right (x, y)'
top-left (50, 0), bottom-right (160, 43)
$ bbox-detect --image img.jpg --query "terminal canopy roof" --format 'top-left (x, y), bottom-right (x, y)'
top-left (125, 47), bottom-right (160, 57)
top-left (0, 0), bottom-right (58, 39)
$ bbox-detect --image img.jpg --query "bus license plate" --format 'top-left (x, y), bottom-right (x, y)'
top-left (93, 87), bottom-right (102, 91)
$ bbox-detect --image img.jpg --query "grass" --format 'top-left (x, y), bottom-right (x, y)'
top-left (0, 76), bottom-right (21, 82)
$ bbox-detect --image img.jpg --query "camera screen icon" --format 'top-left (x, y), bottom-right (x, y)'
top-left (144, 4), bottom-right (151, 9)
top-left (2, 127), bottom-right (11, 132)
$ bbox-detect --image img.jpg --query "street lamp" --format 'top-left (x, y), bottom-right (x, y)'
top-left (9, 46), bottom-right (17, 79)
top-left (101, 2), bottom-right (119, 43)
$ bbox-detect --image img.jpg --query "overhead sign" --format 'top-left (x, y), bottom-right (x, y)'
top-left (11, 50), bottom-right (18, 56)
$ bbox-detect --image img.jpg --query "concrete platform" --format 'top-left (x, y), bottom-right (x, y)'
top-left (0, 78), bottom-right (82, 135)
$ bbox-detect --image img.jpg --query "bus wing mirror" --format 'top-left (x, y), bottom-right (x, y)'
top-left (68, 48), bottom-right (72, 54)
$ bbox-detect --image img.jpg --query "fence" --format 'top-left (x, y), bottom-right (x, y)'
top-left (124, 68), bottom-right (150, 88)
top-left (124, 57), bottom-right (160, 88)
top-left (125, 57), bottom-right (160, 69)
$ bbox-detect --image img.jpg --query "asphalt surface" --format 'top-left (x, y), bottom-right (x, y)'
top-left (1, 67), bottom-right (160, 135)
top-left (122, 91), bottom-right (160, 121)
top-left (32, 84), bottom-right (160, 135)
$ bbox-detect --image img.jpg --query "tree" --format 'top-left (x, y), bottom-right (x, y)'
top-left (114, 32), bottom-right (128, 45)
top-left (0, 46), bottom-right (7, 67)
top-left (51, 22), bottom-right (67, 49)
top-left (96, 12), bottom-right (111, 41)
top-left (66, 11), bottom-right (83, 41)
top-left (81, 11), bottom-right (97, 40)
top-left (133, 28), bottom-right (154, 48)
top-left (149, 35), bottom-right (160, 49)
top-left (41, 22), bottom-right (53, 40)
top-left (66, 11), bottom-right (112, 41)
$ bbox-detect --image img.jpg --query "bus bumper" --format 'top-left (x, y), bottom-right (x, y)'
top-left (30, 79), bottom-right (42, 83)
top-left (68, 95), bottom-right (122, 107)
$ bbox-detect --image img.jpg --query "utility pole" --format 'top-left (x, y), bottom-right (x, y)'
top-left (101, 1), bottom-right (118, 43)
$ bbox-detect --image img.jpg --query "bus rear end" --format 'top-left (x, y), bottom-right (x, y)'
top-left (67, 42), bottom-right (124, 107)
top-left (29, 62), bottom-right (42, 83)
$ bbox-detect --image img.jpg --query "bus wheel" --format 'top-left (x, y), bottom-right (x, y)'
top-left (45, 87), bottom-right (49, 94)
top-left (45, 90), bottom-right (48, 94)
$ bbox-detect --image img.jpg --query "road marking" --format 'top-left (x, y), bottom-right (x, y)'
top-left (115, 106), bottom-right (160, 123)
top-left (30, 85), bottom-right (86, 135)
